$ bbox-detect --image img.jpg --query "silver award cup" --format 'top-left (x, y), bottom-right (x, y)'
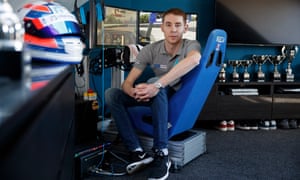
top-left (269, 55), bottom-right (285, 82)
top-left (252, 55), bottom-right (268, 82)
top-left (285, 46), bottom-right (298, 82)
top-left (240, 60), bottom-right (252, 82)
top-left (0, 0), bottom-right (31, 89)
top-left (229, 60), bottom-right (240, 82)
top-left (218, 63), bottom-right (227, 82)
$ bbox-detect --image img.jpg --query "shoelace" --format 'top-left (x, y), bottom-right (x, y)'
top-left (151, 150), bottom-right (166, 166)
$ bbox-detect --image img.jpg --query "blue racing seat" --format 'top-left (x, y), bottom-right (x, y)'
top-left (127, 29), bottom-right (227, 138)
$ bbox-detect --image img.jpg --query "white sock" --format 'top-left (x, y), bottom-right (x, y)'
top-left (161, 148), bottom-right (168, 156)
top-left (133, 147), bottom-right (143, 152)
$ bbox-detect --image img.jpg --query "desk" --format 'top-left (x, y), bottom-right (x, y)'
top-left (0, 65), bottom-right (75, 180)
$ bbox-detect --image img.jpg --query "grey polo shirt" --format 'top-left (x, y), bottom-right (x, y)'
top-left (134, 39), bottom-right (201, 90)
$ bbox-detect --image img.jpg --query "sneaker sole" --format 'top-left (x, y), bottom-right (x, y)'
top-left (227, 127), bottom-right (235, 131)
top-left (236, 126), bottom-right (250, 130)
top-left (217, 128), bottom-right (227, 131)
top-left (148, 160), bottom-right (171, 180)
top-left (259, 127), bottom-right (270, 130)
top-left (126, 157), bottom-right (154, 174)
top-left (249, 127), bottom-right (258, 130)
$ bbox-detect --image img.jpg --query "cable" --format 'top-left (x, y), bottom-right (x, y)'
top-left (108, 150), bottom-right (129, 164)
top-left (74, 143), bottom-right (110, 158)
top-left (87, 150), bottom-right (128, 176)
top-left (88, 166), bottom-right (126, 176)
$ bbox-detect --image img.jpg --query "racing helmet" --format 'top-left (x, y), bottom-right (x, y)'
top-left (17, 0), bottom-right (84, 63)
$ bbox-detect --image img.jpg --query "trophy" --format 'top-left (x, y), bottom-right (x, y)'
top-left (218, 63), bottom-right (227, 82)
top-left (269, 55), bottom-right (285, 82)
top-left (228, 60), bottom-right (240, 82)
top-left (284, 45), bottom-right (298, 82)
top-left (240, 60), bottom-right (253, 82)
top-left (252, 55), bottom-right (268, 82)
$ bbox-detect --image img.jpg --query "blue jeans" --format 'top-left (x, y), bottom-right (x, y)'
top-left (105, 86), bottom-right (174, 151)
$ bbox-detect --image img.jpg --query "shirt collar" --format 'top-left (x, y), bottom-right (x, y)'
top-left (159, 39), bottom-right (185, 57)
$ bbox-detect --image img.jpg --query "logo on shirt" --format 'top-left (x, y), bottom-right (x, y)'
top-left (153, 64), bottom-right (167, 69)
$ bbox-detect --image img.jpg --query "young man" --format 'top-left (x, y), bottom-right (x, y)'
top-left (105, 8), bottom-right (201, 180)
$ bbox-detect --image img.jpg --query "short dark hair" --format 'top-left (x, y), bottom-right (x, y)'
top-left (162, 8), bottom-right (187, 24)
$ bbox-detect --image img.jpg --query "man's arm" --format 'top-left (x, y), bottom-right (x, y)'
top-left (133, 49), bottom-right (201, 102)
top-left (121, 67), bottom-right (143, 98)
top-left (156, 50), bottom-right (201, 88)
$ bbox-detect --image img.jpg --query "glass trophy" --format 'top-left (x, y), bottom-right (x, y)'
top-left (252, 55), bottom-right (268, 82)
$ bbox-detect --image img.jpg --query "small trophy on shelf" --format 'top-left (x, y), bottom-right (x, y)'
top-left (284, 45), bottom-right (298, 82)
top-left (252, 55), bottom-right (268, 82)
top-left (218, 63), bottom-right (227, 83)
top-left (240, 60), bottom-right (252, 82)
top-left (228, 60), bottom-right (240, 82)
top-left (269, 55), bottom-right (285, 82)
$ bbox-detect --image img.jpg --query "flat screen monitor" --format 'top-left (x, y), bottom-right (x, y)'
top-left (215, 0), bottom-right (300, 46)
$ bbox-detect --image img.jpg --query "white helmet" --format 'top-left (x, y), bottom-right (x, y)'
top-left (18, 0), bottom-right (84, 64)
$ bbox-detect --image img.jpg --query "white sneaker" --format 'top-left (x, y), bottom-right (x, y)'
top-left (269, 120), bottom-right (277, 130)
top-left (227, 120), bottom-right (235, 131)
top-left (236, 121), bottom-right (250, 130)
top-left (259, 120), bottom-right (270, 130)
top-left (217, 120), bottom-right (227, 131)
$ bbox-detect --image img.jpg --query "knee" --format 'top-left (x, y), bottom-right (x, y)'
top-left (105, 88), bottom-right (119, 106)
top-left (153, 88), bottom-right (169, 103)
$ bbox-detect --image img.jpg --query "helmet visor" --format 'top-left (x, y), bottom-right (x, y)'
top-left (36, 21), bottom-right (82, 37)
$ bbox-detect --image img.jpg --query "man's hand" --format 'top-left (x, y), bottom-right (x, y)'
top-left (134, 83), bottom-right (160, 102)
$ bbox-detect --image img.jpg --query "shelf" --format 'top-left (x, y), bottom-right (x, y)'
top-left (198, 81), bottom-right (300, 121)
top-left (273, 84), bottom-right (300, 94)
top-left (216, 82), bottom-right (272, 96)
top-left (217, 95), bottom-right (272, 120)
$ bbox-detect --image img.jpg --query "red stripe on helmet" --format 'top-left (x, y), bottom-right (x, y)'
top-left (24, 4), bottom-right (51, 13)
top-left (24, 34), bottom-right (58, 48)
top-left (31, 18), bottom-right (44, 30)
